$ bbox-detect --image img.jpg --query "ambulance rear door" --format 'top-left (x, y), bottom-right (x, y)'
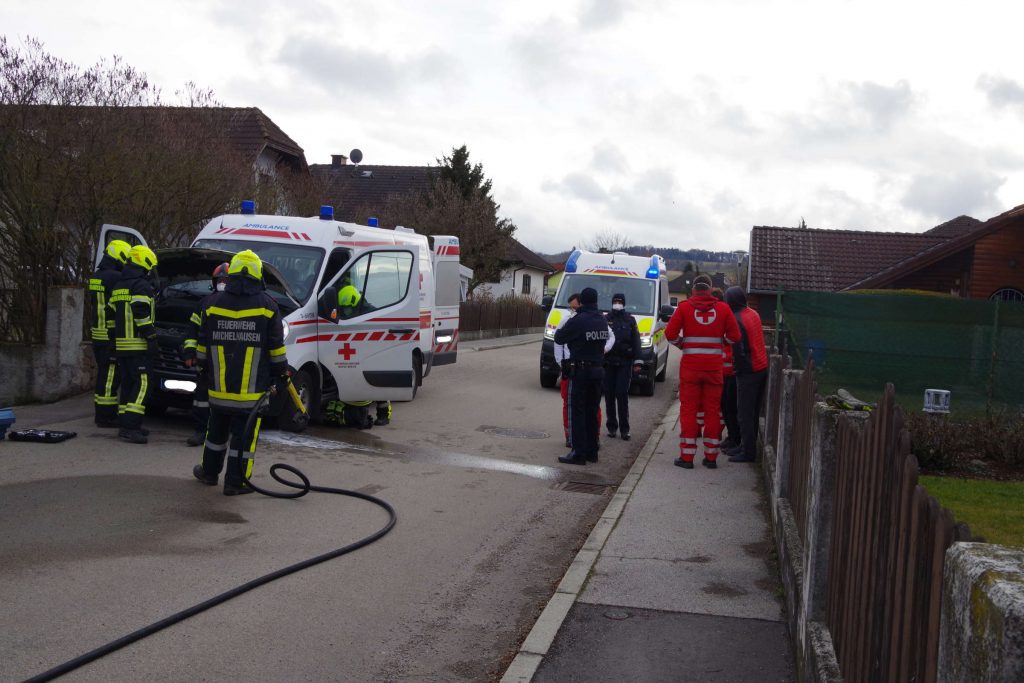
top-left (312, 247), bottom-right (421, 401)
top-left (430, 236), bottom-right (461, 366)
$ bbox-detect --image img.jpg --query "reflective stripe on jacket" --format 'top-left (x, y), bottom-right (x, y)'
top-left (111, 263), bottom-right (156, 353)
top-left (88, 254), bottom-right (123, 342)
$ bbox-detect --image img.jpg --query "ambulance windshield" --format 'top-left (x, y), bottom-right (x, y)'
top-left (556, 275), bottom-right (656, 315)
top-left (193, 239), bottom-right (325, 304)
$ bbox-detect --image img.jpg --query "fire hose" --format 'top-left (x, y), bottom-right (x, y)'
top-left (23, 377), bottom-right (397, 683)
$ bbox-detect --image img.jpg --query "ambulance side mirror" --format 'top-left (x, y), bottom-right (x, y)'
top-left (318, 286), bottom-right (338, 321)
top-left (659, 304), bottom-right (674, 322)
top-left (541, 295), bottom-right (553, 312)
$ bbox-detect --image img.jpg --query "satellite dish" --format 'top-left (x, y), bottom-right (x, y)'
top-left (349, 148), bottom-right (363, 164)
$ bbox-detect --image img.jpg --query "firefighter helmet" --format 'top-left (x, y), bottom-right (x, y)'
top-left (106, 240), bottom-right (132, 264)
top-left (228, 249), bottom-right (263, 280)
top-left (212, 262), bottom-right (230, 283)
top-left (337, 285), bottom-right (361, 308)
top-left (130, 245), bottom-right (158, 271)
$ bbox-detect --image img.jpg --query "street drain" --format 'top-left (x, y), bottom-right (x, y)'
top-left (477, 425), bottom-right (550, 439)
top-left (554, 481), bottom-right (612, 495)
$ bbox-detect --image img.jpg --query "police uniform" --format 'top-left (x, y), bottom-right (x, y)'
top-left (603, 293), bottom-right (641, 440)
top-left (193, 250), bottom-right (287, 496)
top-left (110, 246), bottom-right (158, 444)
top-left (553, 287), bottom-right (609, 465)
top-left (88, 241), bottom-right (129, 426)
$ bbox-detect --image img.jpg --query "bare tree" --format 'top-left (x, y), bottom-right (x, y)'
top-left (587, 228), bottom-right (631, 253)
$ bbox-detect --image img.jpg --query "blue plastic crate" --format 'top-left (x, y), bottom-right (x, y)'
top-left (0, 407), bottom-right (15, 440)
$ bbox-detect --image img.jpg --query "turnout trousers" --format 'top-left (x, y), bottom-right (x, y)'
top-left (191, 372), bottom-right (210, 434)
top-left (561, 378), bottom-right (601, 444)
top-left (568, 366), bottom-right (603, 459)
top-left (679, 369), bottom-right (724, 462)
top-left (200, 409), bottom-right (262, 488)
top-left (603, 363), bottom-right (632, 435)
top-left (117, 353), bottom-right (150, 431)
top-left (93, 341), bottom-right (119, 424)
top-left (736, 369), bottom-right (768, 460)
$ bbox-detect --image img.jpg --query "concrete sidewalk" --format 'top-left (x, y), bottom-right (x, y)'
top-left (503, 403), bottom-right (794, 682)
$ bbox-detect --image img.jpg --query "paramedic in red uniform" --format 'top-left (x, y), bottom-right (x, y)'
top-left (664, 274), bottom-right (740, 469)
top-left (725, 286), bottom-right (768, 463)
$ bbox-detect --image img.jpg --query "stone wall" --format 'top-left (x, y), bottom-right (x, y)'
top-left (0, 287), bottom-right (93, 406)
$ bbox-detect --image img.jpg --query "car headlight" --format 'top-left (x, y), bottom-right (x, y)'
top-left (544, 328), bottom-right (555, 340)
top-left (640, 336), bottom-right (653, 348)
top-left (281, 320), bottom-right (290, 340)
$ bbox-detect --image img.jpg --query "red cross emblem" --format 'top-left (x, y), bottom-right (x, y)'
top-left (338, 343), bottom-right (357, 360)
top-left (694, 308), bottom-right (717, 325)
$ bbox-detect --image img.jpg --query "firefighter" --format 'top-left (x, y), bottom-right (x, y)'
top-left (711, 287), bottom-right (741, 450)
top-left (553, 287), bottom-right (610, 465)
top-left (554, 293), bottom-right (610, 447)
top-left (181, 262), bottom-right (229, 447)
top-left (664, 274), bottom-right (740, 469)
top-left (333, 284), bottom-right (392, 427)
top-left (724, 286), bottom-right (768, 464)
top-left (89, 239), bottom-right (131, 428)
top-left (192, 250), bottom-right (288, 496)
top-left (111, 244), bottom-right (159, 444)
top-left (603, 292), bottom-right (641, 441)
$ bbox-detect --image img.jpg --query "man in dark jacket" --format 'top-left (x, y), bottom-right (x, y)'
top-left (110, 245), bottom-right (159, 444)
top-left (603, 292), bottom-right (641, 440)
top-left (88, 240), bottom-right (131, 427)
top-left (553, 287), bottom-right (610, 465)
top-left (193, 250), bottom-right (288, 496)
top-left (724, 286), bottom-right (768, 463)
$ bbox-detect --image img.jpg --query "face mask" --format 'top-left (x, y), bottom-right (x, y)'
top-left (216, 282), bottom-right (226, 292)
top-left (612, 303), bottom-right (624, 311)
top-left (568, 308), bottom-right (577, 316)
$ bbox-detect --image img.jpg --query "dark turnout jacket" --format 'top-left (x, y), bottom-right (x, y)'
top-left (88, 254), bottom-right (123, 342)
top-left (110, 262), bottom-right (157, 354)
top-left (196, 275), bottom-right (288, 412)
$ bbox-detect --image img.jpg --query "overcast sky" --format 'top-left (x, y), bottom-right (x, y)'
top-left (4, 0), bottom-right (1024, 254)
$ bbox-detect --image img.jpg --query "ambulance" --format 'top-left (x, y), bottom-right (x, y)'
top-left (540, 249), bottom-right (674, 396)
top-left (96, 201), bottom-right (463, 431)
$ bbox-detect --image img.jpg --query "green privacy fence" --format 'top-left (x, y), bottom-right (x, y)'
top-left (778, 291), bottom-right (1024, 415)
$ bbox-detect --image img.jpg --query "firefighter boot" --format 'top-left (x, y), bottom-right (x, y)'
top-left (192, 464), bottom-right (218, 486)
top-left (187, 430), bottom-right (205, 447)
top-left (118, 428), bottom-right (148, 444)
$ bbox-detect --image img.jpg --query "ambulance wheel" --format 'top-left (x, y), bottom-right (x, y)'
top-left (279, 369), bottom-right (313, 432)
top-left (412, 354), bottom-right (422, 399)
top-left (540, 370), bottom-right (558, 389)
top-left (656, 362), bottom-right (667, 382)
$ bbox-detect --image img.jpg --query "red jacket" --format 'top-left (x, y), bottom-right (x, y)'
top-left (665, 294), bottom-right (740, 372)
top-left (723, 340), bottom-right (734, 377)
top-left (734, 307), bottom-right (768, 373)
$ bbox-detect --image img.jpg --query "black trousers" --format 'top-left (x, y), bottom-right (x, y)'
top-left (200, 410), bottom-right (262, 487)
top-left (721, 375), bottom-right (740, 443)
top-left (736, 370), bottom-right (767, 459)
top-left (93, 341), bottom-right (119, 423)
top-left (117, 353), bottom-right (150, 431)
top-left (568, 366), bottom-right (603, 458)
top-left (603, 363), bottom-right (632, 435)
top-left (191, 372), bottom-right (210, 433)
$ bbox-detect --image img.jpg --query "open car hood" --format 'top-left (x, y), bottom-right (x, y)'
top-left (153, 247), bottom-right (301, 310)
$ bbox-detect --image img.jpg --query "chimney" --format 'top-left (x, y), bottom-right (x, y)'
top-left (331, 154), bottom-right (347, 168)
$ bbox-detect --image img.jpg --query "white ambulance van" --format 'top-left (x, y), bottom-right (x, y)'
top-left (96, 202), bottom-right (462, 431)
top-left (539, 249), bottom-right (673, 396)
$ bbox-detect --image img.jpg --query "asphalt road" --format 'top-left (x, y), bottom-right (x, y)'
top-left (0, 337), bottom-right (681, 682)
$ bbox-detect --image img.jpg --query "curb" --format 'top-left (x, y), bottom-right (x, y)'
top-left (465, 337), bottom-right (541, 352)
top-left (500, 401), bottom-right (680, 683)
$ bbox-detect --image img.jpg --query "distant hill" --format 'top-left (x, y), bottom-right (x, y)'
top-left (539, 246), bottom-right (742, 273)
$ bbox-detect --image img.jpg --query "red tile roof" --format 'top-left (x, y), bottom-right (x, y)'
top-left (310, 164), bottom-right (432, 222)
top-left (748, 226), bottom-right (947, 293)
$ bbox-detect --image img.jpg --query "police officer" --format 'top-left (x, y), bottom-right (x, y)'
top-left (89, 240), bottom-right (131, 427)
top-left (553, 287), bottom-right (610, 465)
top-left (603, 292), bottom-right (641, 441)
top-left (181, 262), bottom-right (229, 446)
top-left (111, 244), bottom-right (159, 444)
top-left (193, 250), bottom-right (288, 496)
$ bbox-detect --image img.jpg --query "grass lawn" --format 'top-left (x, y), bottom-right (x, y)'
top-left (919, 476), bottom-right (1024, 548)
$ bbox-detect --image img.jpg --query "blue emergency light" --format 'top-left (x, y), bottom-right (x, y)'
top-left (0, 407), bottom-right (14, 440)
top-left (368, 217), bottom-right (379, 227)
top-left (564, 249), bottom-right (582, 273)
top-left (646, 255), bottom-right (660, 279)
top-left (240, 199), bottom-right (256, 215)
top-left (320, 205), bottom-right (334, 221)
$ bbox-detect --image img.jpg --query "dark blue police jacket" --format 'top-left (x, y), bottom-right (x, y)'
top-left (553, 306), bottom-right (609, 363)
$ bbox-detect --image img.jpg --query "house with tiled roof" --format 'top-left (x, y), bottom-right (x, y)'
top-left (746, 211), bottom-right (1024, 319)
top-left (310, 156), bottom-right (431, 221)
top-left (475, 239), bottom-right (554, 301)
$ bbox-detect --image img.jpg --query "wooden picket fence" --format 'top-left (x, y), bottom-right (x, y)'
top-left (459, 296), bottom-right (546, 333)
top-left (773, 358), bottom-right (974, 682)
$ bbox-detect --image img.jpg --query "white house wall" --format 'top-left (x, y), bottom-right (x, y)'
top-left (475, 266), bottom-right (547, 301)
